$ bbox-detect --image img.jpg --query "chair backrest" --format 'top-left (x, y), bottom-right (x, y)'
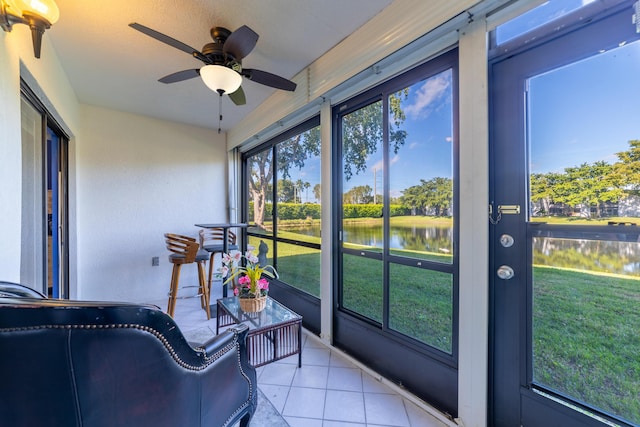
top-left (165, 233), bottom-right (199, 264)
top-left (198, 228), bottom-right (236, 248)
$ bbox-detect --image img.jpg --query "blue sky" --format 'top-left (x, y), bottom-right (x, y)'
top-left (530, 40), bottom-right (640, 173)
top-left (496, 0), bottom-right (595, 44)
top-left (343, 70), bottom-right (454, 199)
top-left (499, 0), bottom-right (640, 173)
top-left (288, 71), bottom-right (454, 202)
top-left (286, 0), bottom-right (640, 202)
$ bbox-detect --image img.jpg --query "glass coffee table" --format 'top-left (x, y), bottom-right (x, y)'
top-left (216, 296), bottom-right (302, 367)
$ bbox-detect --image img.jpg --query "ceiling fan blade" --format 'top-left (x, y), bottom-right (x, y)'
top-left (158, 69), bottom-right (200, 84)
top-left (228, 86), bottom-right (247, 105)
top-left (129, 23), bottom-right (209, 62)
top-left (223, 25), bottom-right (259, 60)
top-left (241, 69), bottom-right (297, 91)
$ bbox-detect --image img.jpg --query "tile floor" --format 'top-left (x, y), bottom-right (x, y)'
top-left (151, 289), bottom-right (450, 427)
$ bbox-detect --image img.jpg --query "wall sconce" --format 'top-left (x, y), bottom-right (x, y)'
top-left (1, 0), bottom-right (60, 58)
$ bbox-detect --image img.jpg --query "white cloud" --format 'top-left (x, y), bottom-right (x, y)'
top-left (409, 141), bottom-right (419, 149)
top-left (405, 73), bottom-right (451, 119)
top-left (371, 158), bottom-right (384, 173)
top-left (370, 155), bottom-right (400, 173)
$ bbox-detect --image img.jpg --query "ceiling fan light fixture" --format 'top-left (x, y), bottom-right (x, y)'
top-left (200, 64), bottom-right (242, 94)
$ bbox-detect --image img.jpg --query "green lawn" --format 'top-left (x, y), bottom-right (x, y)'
top-left (533, 267), bottom-right (640, 423)
top-left (531, 215), bottom-right (640, 225)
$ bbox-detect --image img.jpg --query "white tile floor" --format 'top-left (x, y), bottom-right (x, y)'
top-left (151, 288), bottom-right (449, 427)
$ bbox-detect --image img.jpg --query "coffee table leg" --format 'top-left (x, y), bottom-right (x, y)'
top-left (215, 301), bottom-right (221, 335)
top-left (298, 323), bottom-right (302, 368)
top-left (273, 330), bottom-right (278, 363)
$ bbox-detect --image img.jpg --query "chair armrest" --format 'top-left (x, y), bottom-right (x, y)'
top-left (0, 282), bottom-right (46, 298)
top-left (201, 324), bottom-right (249, 356)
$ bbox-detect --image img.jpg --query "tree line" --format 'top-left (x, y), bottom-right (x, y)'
top-left (531, 140), bottom-right (640, 217)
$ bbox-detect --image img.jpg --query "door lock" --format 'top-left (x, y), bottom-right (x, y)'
top-left (500, 234), bottom-right (514, 247)
top-left (497, 265), bottom-right (514, 280)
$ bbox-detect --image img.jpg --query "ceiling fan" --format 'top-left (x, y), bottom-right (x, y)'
top-left (129, 22), bottom-right (297, 106)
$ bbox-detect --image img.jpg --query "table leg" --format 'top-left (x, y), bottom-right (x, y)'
top-left (273, 329), bottom-right (278, 363)
top-left (216, 301), bottom-right (221, 335)
top-left (298, 323), bottom-right (302, 368)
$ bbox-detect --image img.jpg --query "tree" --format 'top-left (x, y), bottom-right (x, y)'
top-left (400, 177), bottom-right (452, 216)
top-left (343, 185), bottom-right (373, 204)
top-left (422, 177), bottom-right (452, 216)
top-left (277, 127), bottom-right (321, 179)
top-left (313, 183), bottom-right (321, 202)
top-left (249, 91), bottom-right (408, 226)
top-left (400, 184), bottom-right (427, 215)
top-left (341, 91), bottom-right (408, 181)
top-left (530, 172), bottom-right (564, 215)
top-left (554, 161), bottom-right (622, 217)
top-left (303, 181), bottom-right (311, 203)
top-left (248, 127), bottom-right (319, 226)
top-left (613, 139), bottom-right (640, 193)
top-left (277, 179), bottom-right (296, 202)
top-left (294, 179), bottom-right (308, 203)
top-left (248, 151), bottom-right (273, 227)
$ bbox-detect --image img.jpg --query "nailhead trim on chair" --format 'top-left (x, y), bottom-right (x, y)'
top-left (0, 323), bottom-right (242, 372)
top-left (221, 328), bottom-right (255, 427)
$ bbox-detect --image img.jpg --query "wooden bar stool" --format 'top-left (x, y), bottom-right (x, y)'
top-left (164, 233), bottom-right (211, 319)
top-left (199, 228), bottom-right (238, 292)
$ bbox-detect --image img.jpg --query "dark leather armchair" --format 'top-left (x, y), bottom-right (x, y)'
top-left (0, 286), bottom-right (257, 427)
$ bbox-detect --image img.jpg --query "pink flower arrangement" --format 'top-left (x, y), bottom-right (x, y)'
top-left (221, 250), bottom-right (277, 299)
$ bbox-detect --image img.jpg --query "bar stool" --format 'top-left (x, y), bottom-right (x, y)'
top-left (164, 233), bottom-right (210, 319)
top-left (199, 228), bottom-right (238, 292)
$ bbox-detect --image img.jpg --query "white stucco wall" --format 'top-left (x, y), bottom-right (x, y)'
top-left (0, 31), bottom-right (22, 283)
top-left (1, 26), bottom-right (227, 303)
top-left (76, 105), bottom-right (226, 302)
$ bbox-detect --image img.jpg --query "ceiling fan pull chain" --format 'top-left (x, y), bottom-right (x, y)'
top-left (218, 92), bottom-right (223, 134)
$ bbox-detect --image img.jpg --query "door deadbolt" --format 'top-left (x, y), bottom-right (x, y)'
top-left (497, 265), bottom-right (514, 280)
top-left (500, 234), bottom-right (514, 247)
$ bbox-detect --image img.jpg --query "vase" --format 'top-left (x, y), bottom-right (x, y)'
top-left (239, 295), bottom-right (267, 313)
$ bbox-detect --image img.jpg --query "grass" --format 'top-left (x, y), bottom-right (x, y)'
top-left (531, 216), bottom-right (640, 225)
top-left (533, 267), bottom-right (640, 424)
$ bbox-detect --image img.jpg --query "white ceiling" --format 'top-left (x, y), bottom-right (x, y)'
top-left (47, 0), bottom-right (394, 132)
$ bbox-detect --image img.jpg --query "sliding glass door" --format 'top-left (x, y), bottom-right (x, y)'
top-left (243, 117), bottom-right (322, 332)
top-left (21, 85), bottom-right (69, 298)
top-left (333, 48), bottom-right (459, 416)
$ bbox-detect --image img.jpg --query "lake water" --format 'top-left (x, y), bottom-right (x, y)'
top-left (286, 223), bottom-right (640, 276)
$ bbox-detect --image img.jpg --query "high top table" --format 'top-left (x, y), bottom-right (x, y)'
top-left (194, 223), bottom-right (248, 297)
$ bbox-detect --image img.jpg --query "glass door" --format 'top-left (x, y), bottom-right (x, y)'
top-left (334, 49), bottom-right (459, 415)
top-left (490, 2), bottom-right (640, 426)
top-left (46, 126), bottom-right (68, 298)
top-left (243, 117), bottom-right (322, 333)
top-left (21, 86), bottom-right (69, 298)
